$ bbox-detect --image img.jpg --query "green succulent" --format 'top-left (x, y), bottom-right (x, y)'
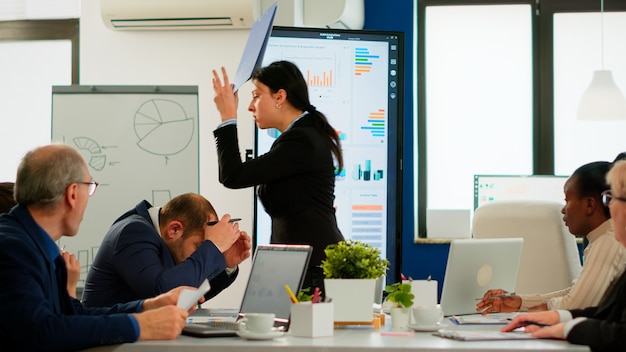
top-left (384, 282), bottom-right (414, 308)
top-left (321, 239), bottom-right (389, 279)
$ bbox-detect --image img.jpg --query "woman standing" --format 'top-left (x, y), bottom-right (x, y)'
top-left (211, 61), bottom-right (344, 291)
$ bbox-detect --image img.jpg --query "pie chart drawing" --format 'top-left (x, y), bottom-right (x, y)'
top-left (134, 99), bottom-right (195, 157)
top-left (73, 136), bottom-right (107, 171)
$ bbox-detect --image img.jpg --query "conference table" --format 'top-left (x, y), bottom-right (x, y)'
top-left (84, 316), bottom-right (590, 352)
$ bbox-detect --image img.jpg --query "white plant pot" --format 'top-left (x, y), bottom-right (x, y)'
top-left (324, 278), bottom-right (378, 322)
top-left (390, 307), bottom-right (411, 329)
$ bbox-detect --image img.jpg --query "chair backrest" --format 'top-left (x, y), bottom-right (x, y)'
top-left (472, 200), bottom-right (582, 294)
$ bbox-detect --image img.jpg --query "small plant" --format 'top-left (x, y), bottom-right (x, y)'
top-left (297, 287), bottom-right (315, 302)
top-left (321, 239), bottom-right (389, 279)
top-left (384, 282), bottom-right (414, 308)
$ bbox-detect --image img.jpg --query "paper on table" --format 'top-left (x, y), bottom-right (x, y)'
top-left (449, 313), bottom-right (515, 325)
top-left (232, 2), bottom-right (277, 92)
top-left (177, 279), bottom-right (211, 310)
top-left (433, 329), bottom-right (536, 341)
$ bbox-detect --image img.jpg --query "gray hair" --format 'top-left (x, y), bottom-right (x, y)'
top-left (14, 143), bottom-right (86, 210)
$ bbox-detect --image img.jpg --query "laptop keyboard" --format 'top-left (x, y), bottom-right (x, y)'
top-left (193, 321), bottom-right (240, 330)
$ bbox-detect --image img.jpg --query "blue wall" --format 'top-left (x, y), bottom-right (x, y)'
top-left (363, 0), bottom-right (429, 283)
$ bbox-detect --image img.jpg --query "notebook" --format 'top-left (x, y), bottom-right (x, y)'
top-left (439, 238), bottom-right (523, 316)
top-left (182, 244), bottom-right (313, 337)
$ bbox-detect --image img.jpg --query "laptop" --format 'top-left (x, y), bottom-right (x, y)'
top-left (182, 244), bottom-right (313, 337)
top-left (439, 238), bottom-right (523, 316)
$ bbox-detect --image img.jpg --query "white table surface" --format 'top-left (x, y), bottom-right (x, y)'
top-left (83, 316), bottom-right (591, 352)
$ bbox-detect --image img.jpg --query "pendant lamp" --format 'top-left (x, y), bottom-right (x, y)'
top-left (577, 0), bottom-right (626, 121)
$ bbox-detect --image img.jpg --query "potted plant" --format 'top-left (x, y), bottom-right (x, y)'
top-left (384, 282), bottom-right (414, 328)
top-left (321, 240), bottom-right (389, 322)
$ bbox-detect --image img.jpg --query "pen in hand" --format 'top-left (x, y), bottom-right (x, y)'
top-left (207, 218), bottom-right (241, 226)
top-left (475, 292), bottom-right (516, 300)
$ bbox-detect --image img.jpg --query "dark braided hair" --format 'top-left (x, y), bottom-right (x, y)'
top-left (252, 60), bottom-right (344, 173)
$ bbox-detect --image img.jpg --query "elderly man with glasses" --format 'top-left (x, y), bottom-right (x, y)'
top-left (0, 143), bottom-right (199, 351)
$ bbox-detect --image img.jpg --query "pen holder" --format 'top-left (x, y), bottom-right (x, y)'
top-left (289, 301), bottom-right (334, 337)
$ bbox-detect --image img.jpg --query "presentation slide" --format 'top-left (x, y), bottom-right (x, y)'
top-left (255, 27), bottom-right (403, 263)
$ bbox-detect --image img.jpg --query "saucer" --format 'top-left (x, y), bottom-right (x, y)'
top-left (236, 329), bottom-right (284, 340)
top-left (407, 323), bottom-right (447, 332)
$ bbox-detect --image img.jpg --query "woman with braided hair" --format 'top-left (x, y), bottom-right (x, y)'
top-left (211, 60), bottom-right (344, 292)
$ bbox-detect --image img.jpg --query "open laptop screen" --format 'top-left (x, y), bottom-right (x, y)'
top-left (240, 244), bottom-right (312, 323)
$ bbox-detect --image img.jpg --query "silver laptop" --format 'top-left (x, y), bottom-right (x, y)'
top-left (439, 238), bottom-right (523, 316)
top-left (182, 244), bottom-right (312, 337)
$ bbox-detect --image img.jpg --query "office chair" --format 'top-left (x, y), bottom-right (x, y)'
top-left (471, 200), bottom-right (582, 294)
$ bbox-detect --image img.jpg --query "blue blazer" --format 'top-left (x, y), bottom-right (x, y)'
top-left (0, 205), bottom-right (141, 351)
top-left (82, 200), bottom-right (236, 308)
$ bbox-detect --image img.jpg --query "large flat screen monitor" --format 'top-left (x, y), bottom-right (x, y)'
top-left (254, 26), bottom-right (404, 283)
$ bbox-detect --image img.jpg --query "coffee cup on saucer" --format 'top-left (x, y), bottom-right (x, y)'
top-left (412, 305), bottom-right (443, 327)
top-left (239, 313), bottom-right (275, 334)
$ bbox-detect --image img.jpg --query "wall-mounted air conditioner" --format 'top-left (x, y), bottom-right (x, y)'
top-left (100, 0), bottom-right (261, 30)
top-left (100, 0), bottom-right (364, 31)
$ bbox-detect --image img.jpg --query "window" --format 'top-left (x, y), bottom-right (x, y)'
top-left (419, 3), bottom-right (533, 236)
top-left (553, 11), bottom-right (626, 174)
top-left (416, 0), bottom-right (626, 238)
top-left (0, 19), bottom-right (78, 181)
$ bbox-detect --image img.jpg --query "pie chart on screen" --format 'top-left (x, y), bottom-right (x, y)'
top-left (134, 99), bottom-right (194, 157)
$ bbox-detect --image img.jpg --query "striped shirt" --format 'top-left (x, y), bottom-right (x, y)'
top-left (520, 219), bottom-right (626, 310)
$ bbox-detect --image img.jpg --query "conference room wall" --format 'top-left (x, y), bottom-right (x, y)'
top-left (81, 0), bottom-right (256, 309)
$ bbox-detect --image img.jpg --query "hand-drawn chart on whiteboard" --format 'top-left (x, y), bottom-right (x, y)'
top-left (51, 86), bottom-right (199, 288)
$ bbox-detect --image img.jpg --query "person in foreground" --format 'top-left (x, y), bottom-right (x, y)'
top-left (477, 159), bottom-right (626, 313)
top-left (211, 61), bottom-right (344, 291)
top-left (502, 159), bottom-right (626, 351)
top-left (2, 182), bottom-right (84, 299)
top-left (0, 143), bottom-right (197, 351)
top-left (82, 192), bottom-right (251, 308)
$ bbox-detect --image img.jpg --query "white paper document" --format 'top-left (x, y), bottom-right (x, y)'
top-left (449, 313), bottom-right (515, 325)
top-left (177, 279), bottom-right (211, 310)
top-left (434, 329), bottom-right (536, 341)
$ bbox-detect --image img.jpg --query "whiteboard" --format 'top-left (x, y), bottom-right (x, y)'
top-left (51, 85), bottom-right (199, 286)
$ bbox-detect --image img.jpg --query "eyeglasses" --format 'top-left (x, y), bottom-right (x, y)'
top-left (77, 181), bottom-right (99, 196)
top-left (601, 190), bottom-right (626, 207)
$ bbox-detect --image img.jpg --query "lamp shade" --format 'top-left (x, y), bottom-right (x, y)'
top-left (577, 70), bottom-right (626, 121)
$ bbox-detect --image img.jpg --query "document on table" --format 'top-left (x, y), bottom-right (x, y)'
top-left (433, 329), bottom-right (536, 341)
top-left (177, 279), bottom-right (211, 310)
top-left (449, 313), bottom-right (516, 325)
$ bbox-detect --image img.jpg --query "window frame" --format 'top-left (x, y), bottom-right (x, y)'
top-left (415, 0), bottom-right (626, 238)
top-left (0, 19), bottom-right (79, 84)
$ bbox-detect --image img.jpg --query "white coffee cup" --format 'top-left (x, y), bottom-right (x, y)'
top-left (239, 313), bottom-right (275, 334)
top-left (412, 305), bottom-right (443, 326)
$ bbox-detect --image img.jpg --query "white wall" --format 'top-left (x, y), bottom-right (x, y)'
top-left (80, 0), bottom-right (256, 308)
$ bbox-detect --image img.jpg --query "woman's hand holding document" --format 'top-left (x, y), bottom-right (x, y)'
top-left (177, 279), bottom-right (211, 310)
